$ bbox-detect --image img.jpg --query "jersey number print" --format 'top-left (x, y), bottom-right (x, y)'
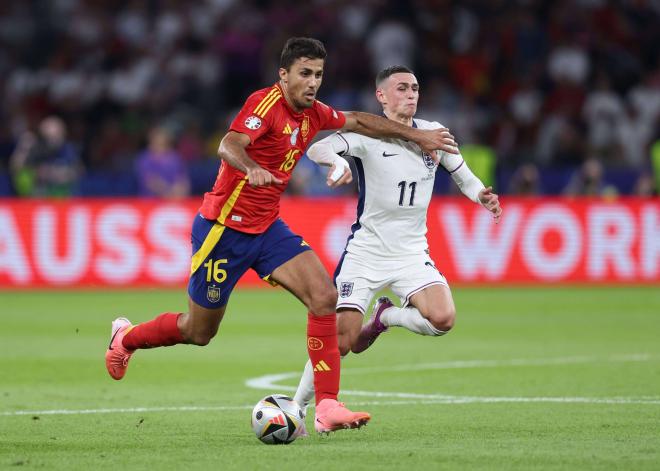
top-left (398, 180), bottom-right (417, 206)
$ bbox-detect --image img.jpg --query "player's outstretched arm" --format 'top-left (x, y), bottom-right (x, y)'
top-left (307, 135), bottom-right (352, 188)
top-left (341, 111), bottom-right (459, 159)
top-left (445, 154), bottom-right (502, 223)
top-left (218, 131), bottom-right (282, 187)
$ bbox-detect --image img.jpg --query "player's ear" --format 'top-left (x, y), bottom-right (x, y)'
top-left (375, 88), bottom-right (386, 105)
top-left (278, 67), bottom-right (288, 83)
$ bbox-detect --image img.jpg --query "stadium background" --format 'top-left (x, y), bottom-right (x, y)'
top-left (1, 2), bottom-right (659, 469)
top-left (0, 0), bottom-right (658, 287)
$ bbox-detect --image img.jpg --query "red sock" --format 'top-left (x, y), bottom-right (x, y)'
top-left (122, 313), bottom-right (185, 350)
top-left (307, 313), bottom-right (340, 405)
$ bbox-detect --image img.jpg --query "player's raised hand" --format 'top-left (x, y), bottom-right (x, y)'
top-left (246, 167), bottom-right (283, 187)
top-left (414, 127), bottom-right (459, 162)
top-left (478, 186), bottom-right (502, 223)
top-left (327, 159), bottom-right (352, 188)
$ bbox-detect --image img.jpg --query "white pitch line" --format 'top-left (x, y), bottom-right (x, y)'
top-left (245, 353), bottom-right (660, 406)
top-left (1, 405), bottom-right (252, 417)
top-left (245, 353), bottom-right (653, 391)
top-left (3, 354), bottom-right (657, 417)
top-left (3, 396), bottom-right (660, 417)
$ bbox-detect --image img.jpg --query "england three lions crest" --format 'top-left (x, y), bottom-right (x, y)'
top-left (339, 282), bottom-right (354, 298)
top-left (422, 152), bottom-right (437, 169)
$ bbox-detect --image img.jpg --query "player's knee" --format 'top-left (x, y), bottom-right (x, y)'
top-left (308, 286), bottom-right (338, 315)
top-left (427, 306), bottom-right (455, 333)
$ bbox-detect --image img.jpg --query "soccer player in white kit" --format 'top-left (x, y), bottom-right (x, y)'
top-left (293, 66), bottom-right (502, 411)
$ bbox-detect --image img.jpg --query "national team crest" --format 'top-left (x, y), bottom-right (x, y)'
top-left (207, 285), bottom-right (221, 303)
top-left (339, 282), bottom-right (354, 298)
top-left (301, 116), bottom-right (310, 141)
top-left (422, 152), bottom-right (436, 169)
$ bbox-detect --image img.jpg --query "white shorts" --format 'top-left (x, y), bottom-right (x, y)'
top-left (334, 251), bottom-right (448, 314)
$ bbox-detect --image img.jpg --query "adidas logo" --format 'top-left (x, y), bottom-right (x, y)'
top-left (313, 360), bottom-right (331, 372)
top-left (270, 414), bottom-right (286, 426)
top-left (283, 123), bottom-right (293, 134)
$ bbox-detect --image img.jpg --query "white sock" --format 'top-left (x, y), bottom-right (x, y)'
top-left (293, 355), bottom-right (348, 413)
top-left (380, 306), bottom-right (446, 336)
top-left (293, 359), bottom-right (315, 412)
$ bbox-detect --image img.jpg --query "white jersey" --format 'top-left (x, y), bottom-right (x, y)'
top-left (333, 118), bottom-right (466, 258)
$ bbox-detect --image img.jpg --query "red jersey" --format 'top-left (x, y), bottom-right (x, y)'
top-left (199, 83), bottom-right (346, 233)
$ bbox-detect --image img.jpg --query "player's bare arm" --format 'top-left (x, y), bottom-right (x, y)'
top-left (218, 131), bottom-right (282, 187)
top-left (341, 111), bottom-right (458, 159)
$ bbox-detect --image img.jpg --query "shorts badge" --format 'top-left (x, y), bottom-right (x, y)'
top-left (339, 282), bottom-right (354, 298)
top-left (207, 285), bottom-right (221, 303)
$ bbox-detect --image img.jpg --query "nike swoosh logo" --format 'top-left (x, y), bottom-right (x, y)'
top-left (108, 328), bottom-right (120, 350)
top-left (382, 152), bottom-right (398, 157)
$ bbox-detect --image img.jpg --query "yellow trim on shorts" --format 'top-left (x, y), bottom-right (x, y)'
top-left (262, 274), bottom-right (279, 287)
top-left (190, 178), bottom-right (247, 275)
top-left (190, 224), bottom-right (227, 275)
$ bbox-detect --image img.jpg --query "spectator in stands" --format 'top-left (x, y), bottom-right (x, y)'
top-left (9, 116), bottom-right (82, 197)
top-left (135, 126), bottom-right (190, 199)
top-left (563, 157), bottom-right (615, 197)
top-left (508, 162), bottom-right (541, 196)
top-left (2, 1), bottom-right (660, 196)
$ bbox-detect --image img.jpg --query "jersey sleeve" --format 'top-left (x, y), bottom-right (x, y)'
top-left (314, 100), bottom-right (347, 130)
top-left (229, 92), bottom-right (275, 143)
top-left (333, 131), bottom-right (369, 159)
top-left (428, 120), bottom-right (463, 172)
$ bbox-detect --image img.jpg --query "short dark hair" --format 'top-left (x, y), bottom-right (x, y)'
top-left (280, 37), bottom-right (327, 70)
top-left (376, 65), bottom-right (415, 87)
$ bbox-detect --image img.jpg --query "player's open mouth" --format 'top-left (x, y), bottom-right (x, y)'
top-left (305, 93), bottom-right (316, 99)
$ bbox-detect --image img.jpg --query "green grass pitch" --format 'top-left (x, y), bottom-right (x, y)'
top-left (1, 286), bottom-right (659, 470)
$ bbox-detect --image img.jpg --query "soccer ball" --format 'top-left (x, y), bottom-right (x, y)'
top-left (251, 394), bottom-right (305, 444)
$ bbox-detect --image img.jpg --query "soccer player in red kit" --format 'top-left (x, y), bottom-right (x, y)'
top-left (105, 37), bottom-right (458, 434)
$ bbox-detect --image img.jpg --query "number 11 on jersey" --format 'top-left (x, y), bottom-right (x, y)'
top-left (398, 180), bottom-right (417, 206)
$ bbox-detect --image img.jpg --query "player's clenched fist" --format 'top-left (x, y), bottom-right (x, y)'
top-left (246, 167), bottom-right (283, 187)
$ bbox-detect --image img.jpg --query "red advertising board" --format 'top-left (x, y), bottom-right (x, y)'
top-left (0, 197), bottom-right (658, 288)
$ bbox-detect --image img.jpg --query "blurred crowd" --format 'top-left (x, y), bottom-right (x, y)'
top-left (1, 0), bottom-right (659, 198)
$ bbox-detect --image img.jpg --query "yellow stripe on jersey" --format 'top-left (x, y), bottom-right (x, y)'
top-left (217, 177), bottom-right (247, 224)
top-left (189, 178), bottom-right (247, 275)
top-left (253, 88), bottom-right (278, 115)
top-left (258, 94), bottom-right (281, 117)
top-left (253, 88), bottom-right (280, 117)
